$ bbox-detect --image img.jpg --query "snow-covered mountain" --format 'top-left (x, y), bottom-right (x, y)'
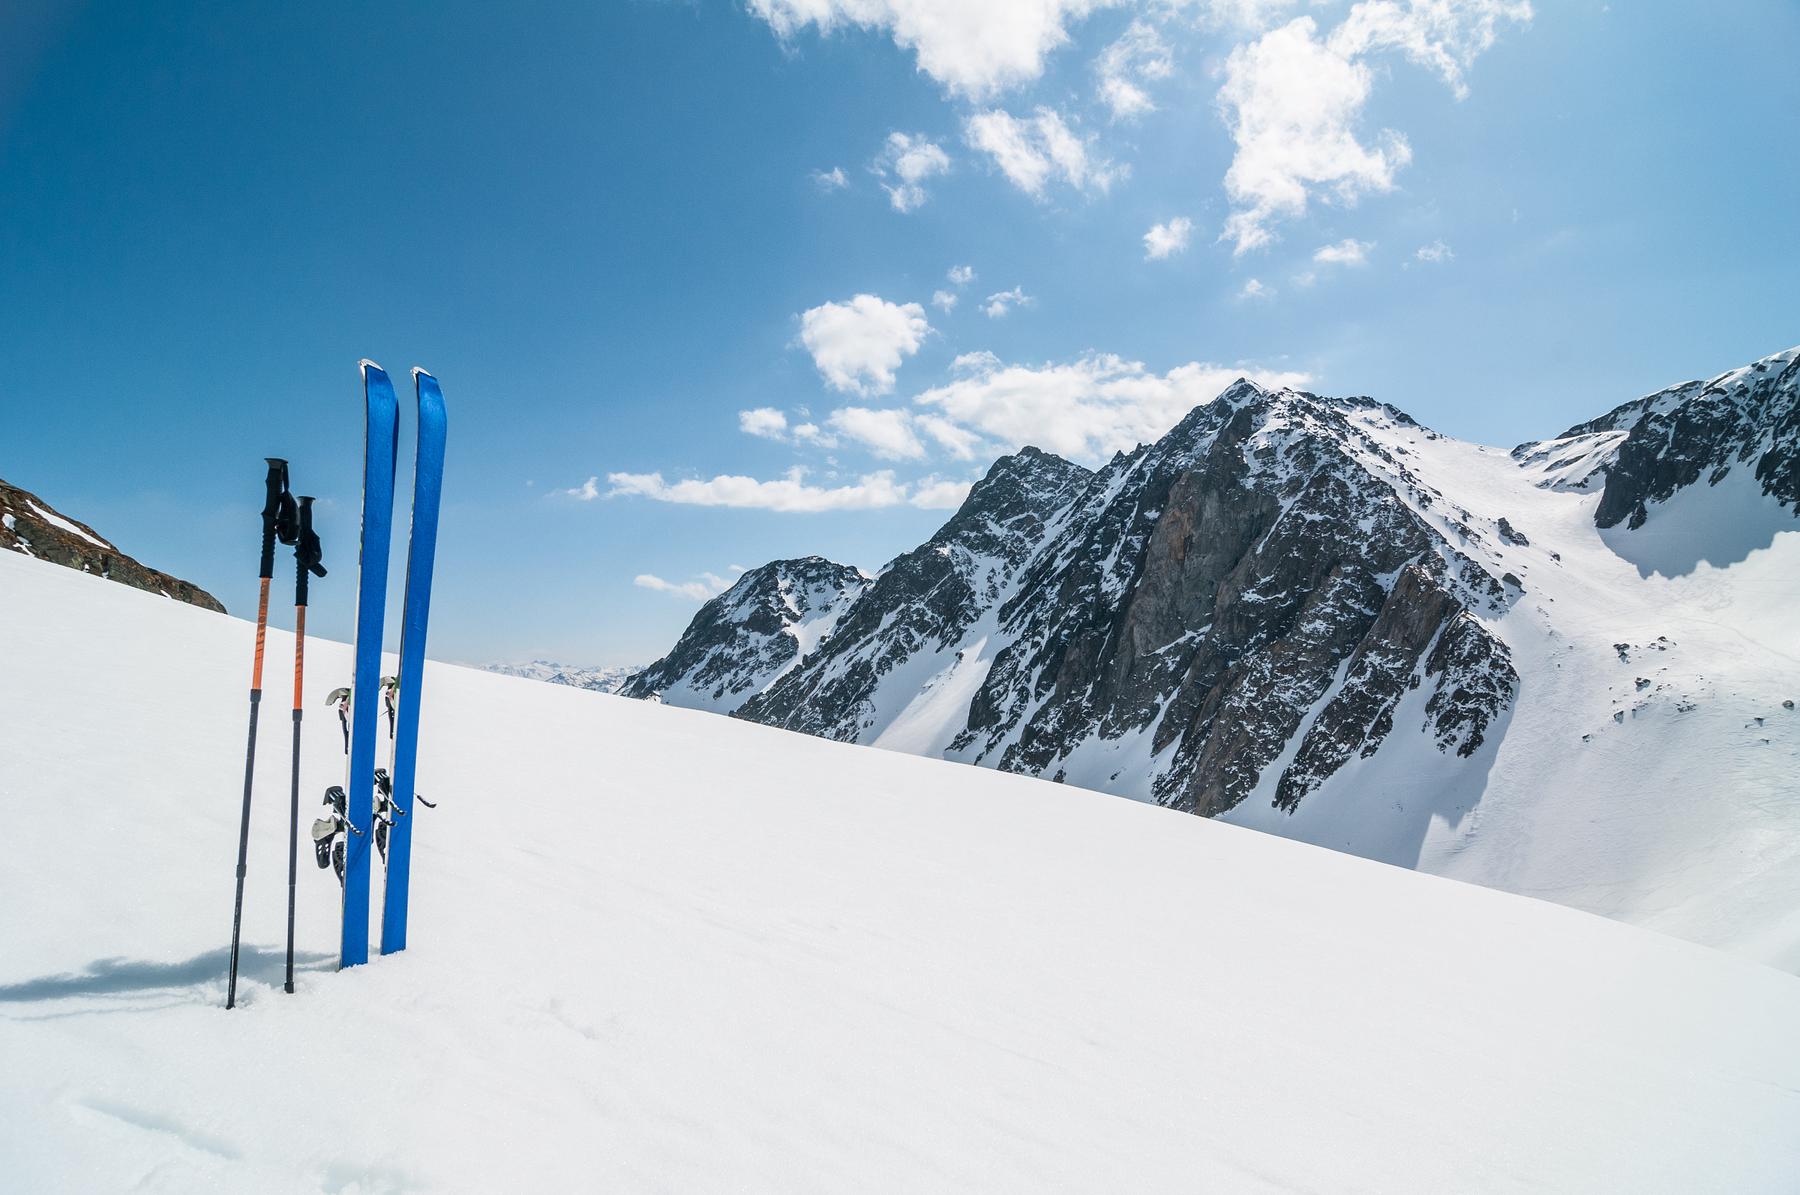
top-left (635, 347), bottom-right (1800, 968)
top-left (3, 546), bottom-right (1799, 1191)
top-left (480, 660), bottom-right (639, 693)
top-left (621, 556), bottom-right (872, 713)
top-left (0, 475), bottom-right (223, 611)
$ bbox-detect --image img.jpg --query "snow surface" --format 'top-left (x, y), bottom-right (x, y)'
top-left (755, 387), bottom-right (1800, 973)
top-left (1219, 413), bottom-right (1800, 971)
top-left (3, 547), bottom-right (1799, 1192)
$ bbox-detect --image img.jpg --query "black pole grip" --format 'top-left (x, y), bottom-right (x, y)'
top-left (294, 496), bottom-right (325, 606)
top-left (260, 458), bottom-right (290, 580)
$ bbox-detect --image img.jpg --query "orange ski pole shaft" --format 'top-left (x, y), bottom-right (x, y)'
top-left (285, 495), bottom-right (325, 995)
top-left (228, 458), bottom-right (294, 1009)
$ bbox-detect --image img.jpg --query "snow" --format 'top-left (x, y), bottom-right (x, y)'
top-left (1220, 412), bottom-right (1800, 971)
top-left (26, 499), bottom-right (113, 549)
top-left (3, 548), bottom-right (1800, 1191)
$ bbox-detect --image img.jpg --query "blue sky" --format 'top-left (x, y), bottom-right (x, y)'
top-left (2, 0), bottom-right (1795, 666)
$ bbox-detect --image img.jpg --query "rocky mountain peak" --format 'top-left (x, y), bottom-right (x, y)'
top-left (619, 556), bottom-right (870, 714)
top-left (0, 476), bottom-right (224, 612)
top-left (1514, 344), bottom-right (1800, 527)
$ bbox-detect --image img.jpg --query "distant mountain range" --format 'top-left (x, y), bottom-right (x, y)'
top-left (480, 660), bottom-right (639, 693)
top-left (623, 346), bottom-right (1800, 967)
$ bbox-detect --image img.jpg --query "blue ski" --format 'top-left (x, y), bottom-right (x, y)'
top-left (343, 361), bottom-right (399, 968)
top-left (379, 368), bottom-right (447, 955)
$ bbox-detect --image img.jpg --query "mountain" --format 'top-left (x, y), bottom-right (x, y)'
top-left (637, 348), bottom-right (1800, 968)
top-left (621, 556), bottom-right (872, 713)
top-left (738, 446), bottom-right (1091, 748)
top-left (482, 660), bottom-right (639, 693)
top-left (1516, 345), bottom-right (1800, 528)
top-left (0, 476), bottom-right (224, 612)
top-left (3, 545), bottom-right (1799, 1190)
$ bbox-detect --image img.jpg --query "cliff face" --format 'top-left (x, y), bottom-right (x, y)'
top-left (0, 477), bottom-right (224, 613)
top-left (1514, 346), bottom-right (1800, 529)
top-left (939, 382), bottom-right (1514, 818)
top-left (738, 446), bottom-right (1092, 743)
top-left (620, 557), bottom-right (871, 714)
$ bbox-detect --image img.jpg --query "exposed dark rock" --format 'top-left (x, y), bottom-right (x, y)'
top-left (0, 477), bottom-right (224, 612)
top-left (629, 347), bottom-right (1794, 830)
top-left (740, 447), bottom-right (1091, 739)
top-left (620, 557), bottom-right (869, 713)
top-left (1518, 347), bottom-right (1800, 528)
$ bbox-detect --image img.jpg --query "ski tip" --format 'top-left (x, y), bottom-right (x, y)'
top-left (358, 358), bottom-right (386, 377)
top-left (411, 366), bottom-right (435, 381)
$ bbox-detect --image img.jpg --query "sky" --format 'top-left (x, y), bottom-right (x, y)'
top-left (2, 0), bottom-right (1796, 667)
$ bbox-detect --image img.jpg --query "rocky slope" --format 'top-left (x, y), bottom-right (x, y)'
top-left (621, 557), bottom-right (871, 714)
top-left (627, 346), bottom-right (1800, 967)
top-left (738, 446), bottom-right (1091, 745)
top-left (1514, 345), bottom-right (1800, 526)
top-left (734, 383), bottom-right (1516, 819)
top-left (0, 476), bottom-right (224, 612)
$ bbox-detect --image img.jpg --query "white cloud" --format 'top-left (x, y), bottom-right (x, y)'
top-left (873, 131), bottom-right (951, 212)
top-left (558, 477), bottom-right (603, 500)
top-left (952, 349), bottom-right (1002, 373)
top-left (634, 572), bottom-right (733, 601)
top-left (1313, 237), bottom-right (1372, 265)
top-left (1095, 19), bottom-right (1172, 121)
top-left (1216, 2), bottom-right (1529, 254)
top-left (1331, 0), bottom-right (1533, 99)
top-left (827, 406), bottom-right (929, 460)
top-left (982, 286), bottom-right (1032, 318)
top-left (1414, 239), bottom-right (1454, 263)
top-left (812, 166), bottom-right (849, 190)
top-left (1143, 216), bottom-right (1194, 260)
top-left (916, 413), bottom-right (986, 460)
top-left (607, 467), bottom-right (914, 513)
top-left (1217, 18), bottom-right (1408, 255)
top-left (965, 107), bottom-right (1119, 197)
top-left (933, 264), bottom-right (974, 311)
top-left (1239, 277), bottom-right (1272, 299)
top-left (1201, 0), bottom-right (1301, 31)
top-left (910, 476), bottom-right (976, 509)
top-left (798, 294), bottom-right (932, 395)
top-left (746, 0), bottom-right (1118, 100)
top-left (913, 352), bottom-right (1313, 462)
top-left (739, 407), bottom-right (790, 439)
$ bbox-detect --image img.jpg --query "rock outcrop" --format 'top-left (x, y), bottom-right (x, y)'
top-left (621, 557), bottom-right (870, 714)
top-left (1, 477), bottom-right (224, 612)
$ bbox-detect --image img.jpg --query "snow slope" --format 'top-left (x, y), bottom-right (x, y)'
top-left (639, 353), bottom-right (1800, 973)
top-left (1219, 402), bottom-right (1800, 970)
top-left (3, 548), bottom-right (1799, 1192)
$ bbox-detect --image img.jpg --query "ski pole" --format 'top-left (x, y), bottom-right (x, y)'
top-left (227, 458), bottom-right (298, 1010)
top-left (286, 496), bottom-right (326, 995)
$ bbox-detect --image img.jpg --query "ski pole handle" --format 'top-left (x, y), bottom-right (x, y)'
top-left (294, 495), bottom-right (325, 606)
top-left (260, 458), bottom-right (290, 580)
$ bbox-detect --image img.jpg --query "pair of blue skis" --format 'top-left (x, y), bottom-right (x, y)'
top-left (342, 361), bottom-right (446, 967)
